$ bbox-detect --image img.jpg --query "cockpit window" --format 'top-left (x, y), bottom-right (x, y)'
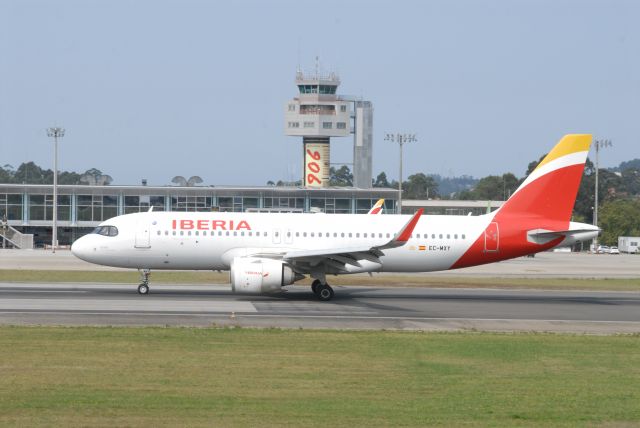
top-left (92, 225), bottom-right (118, 237)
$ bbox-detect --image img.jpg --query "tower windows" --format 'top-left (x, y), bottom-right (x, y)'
top-left (322, 122), bottom-right (332, 129)
top-left (337, 122), bottom-right (346, 129)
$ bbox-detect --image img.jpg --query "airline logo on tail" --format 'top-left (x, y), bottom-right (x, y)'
top-left (368, 199), bottom-right (385, 215)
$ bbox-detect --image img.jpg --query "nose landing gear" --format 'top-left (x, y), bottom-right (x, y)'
top-left (138, 269), bottom-right (150, 295)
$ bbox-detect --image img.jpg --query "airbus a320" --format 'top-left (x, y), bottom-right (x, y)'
top-left (71, 134), bottom-right (599, 301)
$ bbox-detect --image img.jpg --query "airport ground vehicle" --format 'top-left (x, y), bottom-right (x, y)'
top-left (71, 134), bottom-right (599, 300)
top-left (618, 237), bottom-right (639, 254)
top-left (609, 246), bottom-right (620, 255)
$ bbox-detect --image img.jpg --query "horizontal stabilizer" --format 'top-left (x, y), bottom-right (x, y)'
top-left (527, 228), bottom-right (600, 245)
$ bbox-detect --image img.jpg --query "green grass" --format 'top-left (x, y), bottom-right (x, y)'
top-left (0, 327), bottom-right (639, 427)
top-left (0, 269), bottom-right (639, 291)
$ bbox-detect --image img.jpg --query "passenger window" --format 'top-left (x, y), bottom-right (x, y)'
top-left (333, 233), bottom-right (337, 237)
top-left (462, 234), bottom-right (466, 239)
top-left (439, 234), bottom-right (443, 239)
top-left (248, 231), bottom-right (252, 236)
top-left (233, 231), bottom-right (237, 236)
top-left (165, 231), bottom-right (168, 236)
top-left (172, 231), bottom-right (176, 236)
top-left (188, 231), bottom-right (192, 236)
top-left (454, 234), bottom-right (458, 239)
top-left (296, 232), bottom-right (300, 237)
top-left (303, 232), bottom-right (307, 237)
top-left (447, 234), bottom-right (450, 239)
top-left (364, 233), bottom-right (368, 238)
top-left (386, 233), bottom-right (390, 238)
top-left (341, 233), bottom-right (345, 238)
top-left (349, 233), bottom-right (353, 238)
top-left (218, 231), bottom-right (222, 236)
top-left (356, 233), bottom-right (360, 238)
top-left (226, 231), bottom-right (230, 236)
top-left (431, 234), bottom-right (435, 239)
top-left (195, 231), bottom-right (199, 236)
top-left (241, 231), bottom-right (245, 236)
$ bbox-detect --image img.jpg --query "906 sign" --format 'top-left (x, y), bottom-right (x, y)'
top-left (304, 142), bottom-right (329, 188)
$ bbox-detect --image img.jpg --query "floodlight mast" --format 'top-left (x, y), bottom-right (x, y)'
top-left (384, 133), bottom-right (417, 214)
top-left (593, 139), bottom-right (612, 252)
top-left (47, 127), bottom-right (65, 253)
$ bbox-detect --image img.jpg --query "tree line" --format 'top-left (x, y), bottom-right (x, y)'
top-left (0, 162), bottom-right (112, 186)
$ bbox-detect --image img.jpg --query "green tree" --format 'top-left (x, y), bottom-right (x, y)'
top-left (329, 165), bottom-right (353, 187)
top-left (13, 162), bottom-right (50, 184)
top-left (459, 173), bottom-right (517, 200)
top-left (403, 173), bottom-right (438, 199)
top-left (0, 165), bottom-right (14, 183)
top-left (373, 172), bottom-right (390, 188)
top-left (598, 199), bottom-right (640, 246)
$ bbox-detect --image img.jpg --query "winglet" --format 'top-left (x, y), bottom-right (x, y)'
top-left (376, 209), bottom-right (423, 250)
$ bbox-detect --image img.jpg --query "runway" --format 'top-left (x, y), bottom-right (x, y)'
top-left (1, 283), bottom-right (639, 333)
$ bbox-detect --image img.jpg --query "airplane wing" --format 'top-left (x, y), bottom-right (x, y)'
top-left (367, 198), bottom-right (385, 215)
top-left (282, 209), bottom-right (423, 272)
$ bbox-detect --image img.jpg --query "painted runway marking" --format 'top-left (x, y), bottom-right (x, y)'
top-left (0, 298), bottom-right (257, 313)
top-left (0, 290), bottom-right (88, 293)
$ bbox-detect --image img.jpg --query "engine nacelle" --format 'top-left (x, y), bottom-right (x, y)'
top-left (230, 257), bottom-right (298, 294)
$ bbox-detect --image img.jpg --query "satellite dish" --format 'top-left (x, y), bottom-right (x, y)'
top-left (171, 176), bottom-right (187, 186)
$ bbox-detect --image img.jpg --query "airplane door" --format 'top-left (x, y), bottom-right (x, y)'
top-left (135, 220), bottom-right (151, 248)
top-left (284, 229), bottom-right (293, 244)
top-left (484, 222), bottom-right (499, 252)
top-left (272, 228), bottom-right (281, 244)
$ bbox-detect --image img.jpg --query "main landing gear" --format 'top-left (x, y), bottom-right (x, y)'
top-left (138, 269), bottom-right (150, 295)
top-left (311, 279), bottom-right (334, 301)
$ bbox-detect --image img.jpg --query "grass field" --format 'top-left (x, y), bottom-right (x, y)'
top-left (0, 327), bottom-right (639, 427)
top-left (1, 269), bottom-right (639, 291)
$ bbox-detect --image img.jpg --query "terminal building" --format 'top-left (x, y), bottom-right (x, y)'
top-left (0, 183), bottom-right (398, 247)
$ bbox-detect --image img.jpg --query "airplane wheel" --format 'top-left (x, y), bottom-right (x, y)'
top-left (138, 283), bottom-right (149, 295)
top-left (311, 279), bottom-right (321, 295)
top-left (317, 284), bottom-right (334, 301)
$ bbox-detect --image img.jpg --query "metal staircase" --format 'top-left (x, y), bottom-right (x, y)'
top-left (0, 225), bottom-right (34, 249)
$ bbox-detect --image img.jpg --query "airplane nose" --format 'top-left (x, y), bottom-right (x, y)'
top-left (71, 236), bottom-right (93, 261)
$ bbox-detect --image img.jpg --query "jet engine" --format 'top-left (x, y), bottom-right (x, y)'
top-left (230, 257), bottom-right (300, 294)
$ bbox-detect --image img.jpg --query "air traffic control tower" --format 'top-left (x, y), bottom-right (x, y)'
top-left (285, 69), bottom-right (373, 188)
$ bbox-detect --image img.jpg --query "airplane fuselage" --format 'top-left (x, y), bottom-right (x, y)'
top-left (71, 210), bottom-right (596, 273)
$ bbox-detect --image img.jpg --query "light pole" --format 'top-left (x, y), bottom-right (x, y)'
top-left (384, 132), bottom-right (417, 214)
top-left (593, 138), bottom-right (612, 252)
top-left (47, 127), bottom-right (65, 253)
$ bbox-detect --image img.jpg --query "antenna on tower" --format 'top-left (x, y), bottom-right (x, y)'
top-left (315, 56), bottom-right (319, 78)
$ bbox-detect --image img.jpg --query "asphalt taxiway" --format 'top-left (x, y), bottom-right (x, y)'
top-left (1, 283), bottom-right (639, 333)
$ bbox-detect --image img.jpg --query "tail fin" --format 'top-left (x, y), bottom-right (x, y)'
top-left (495, 134), bottom-right (592, 222)
top-left (368, 199), bottom-right (385, 215)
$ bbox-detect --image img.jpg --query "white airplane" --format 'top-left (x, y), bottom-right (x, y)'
top-left (71, 134), bottom-right (600, 301)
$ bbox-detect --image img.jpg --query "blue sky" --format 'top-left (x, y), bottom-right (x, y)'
top-left (1, 0), bottom-right (638, 185)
